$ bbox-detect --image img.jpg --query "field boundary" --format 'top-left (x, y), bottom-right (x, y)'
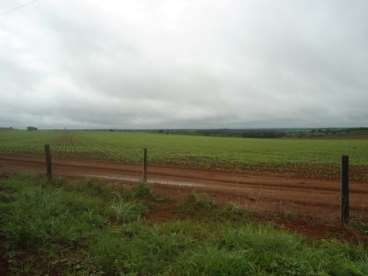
top-left (1, 153), bottom-right (367, 223)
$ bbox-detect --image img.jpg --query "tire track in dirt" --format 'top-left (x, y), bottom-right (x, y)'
top-left (0, 155), bottom-right (367, 193)
top-left (0, 154), bottom-right (367, 221)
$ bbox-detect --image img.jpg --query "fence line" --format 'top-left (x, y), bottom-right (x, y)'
top-left (40, 144), bottom-right (353, 224)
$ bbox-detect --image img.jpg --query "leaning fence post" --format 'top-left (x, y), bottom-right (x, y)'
top-left (44, 144), bottom-right (52, 181)
top-left (340, 155), bottom-right (350, 225)
top-left (143, 148), bottom-right (148, 183)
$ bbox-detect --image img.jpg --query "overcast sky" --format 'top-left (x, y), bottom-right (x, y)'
top-left (0, 0), bottom-right (367, 129)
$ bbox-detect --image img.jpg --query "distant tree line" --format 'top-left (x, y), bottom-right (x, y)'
top-left (153, 127), bottom-right (368, 138)
top-left (27, 126), bottom-right (38, 131)
top-left (19, 127), bottom-right (368, 139)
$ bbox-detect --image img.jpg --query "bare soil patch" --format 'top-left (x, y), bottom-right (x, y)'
top-left (0, 154), bottom-right (367, 224)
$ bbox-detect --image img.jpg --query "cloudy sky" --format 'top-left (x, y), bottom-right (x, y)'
top-left (0, 0), bottom-right (367, 129)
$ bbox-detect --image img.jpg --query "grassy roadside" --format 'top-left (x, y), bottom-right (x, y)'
top-left (0, 174), bottom-right (367, 275)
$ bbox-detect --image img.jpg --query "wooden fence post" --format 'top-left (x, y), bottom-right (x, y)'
top-left (341, 155), bottom-right (349, 225)
top-left (143, 148), bottom-right (148, 183)
top-left (44, 144), bottom-right (52, 181)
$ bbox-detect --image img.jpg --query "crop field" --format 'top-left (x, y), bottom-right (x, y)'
top-left (1, 129), bottom-right (368, 222)
top-left (1, 130), bottom-right (368, 168)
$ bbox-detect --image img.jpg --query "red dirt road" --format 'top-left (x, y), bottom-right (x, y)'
top-left (0, 154), bottom-right (367, 222)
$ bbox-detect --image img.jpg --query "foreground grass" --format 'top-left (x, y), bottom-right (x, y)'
top-left (0, 175), bottom-right (367, 275)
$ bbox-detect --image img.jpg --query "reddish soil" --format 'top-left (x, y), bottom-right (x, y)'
top-left (142, 186), bottom-right (368, 243)
top-left (273, 219), bottom-right (368, 243)
top-left (0, 154), bottom-right (367, 224)
top-left (146, 201), bottom-right (178, 222)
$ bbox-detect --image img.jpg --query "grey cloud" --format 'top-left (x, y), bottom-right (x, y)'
top-left (0, 0), bottom-right (367, 129)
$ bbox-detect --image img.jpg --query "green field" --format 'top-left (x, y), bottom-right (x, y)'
top-left (0, 130), bottom-right (368, 168)
top-left (0, 174), bottom-right (367, 275)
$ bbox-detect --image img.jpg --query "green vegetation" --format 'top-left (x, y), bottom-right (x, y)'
top-left (154, 127), bottom-right (368, 138)
top-left (353, 221), bottom-right (368, 236)
top-left (0, 174), bottom-right (367, 275)
top-left (0, 130), bottom-right (368, 168)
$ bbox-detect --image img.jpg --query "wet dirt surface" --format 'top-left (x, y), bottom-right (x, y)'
top-left (0, 154), bottom-right (367, 223)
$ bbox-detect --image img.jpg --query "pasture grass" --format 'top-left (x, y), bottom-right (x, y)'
top-left (0, 174), bottom-right (367, 275)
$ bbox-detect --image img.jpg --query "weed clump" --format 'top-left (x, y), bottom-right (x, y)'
top-left (352, 220), bottom-right (368, 235)
top-left (108, 193), bottom-right (146, 223)
top-left (64, 178), bottom-right (116, 199)
top-left (129, 182), bottom-right (152, 199)
top-left (88, 224), bottom-right (194, 275)
top-left (177, 193), bottom-right (249, 222)
top-left (177, 193), bottom-right (216, 214)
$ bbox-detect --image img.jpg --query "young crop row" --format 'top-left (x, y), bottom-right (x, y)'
top-left (1, 130), bottom-right (368, 167)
